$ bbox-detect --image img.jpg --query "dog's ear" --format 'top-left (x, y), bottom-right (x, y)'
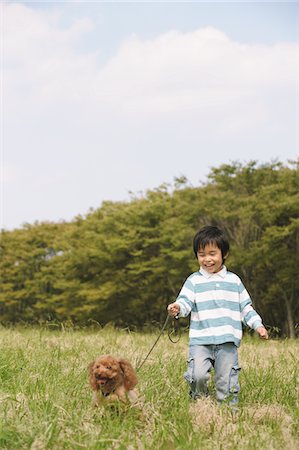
top-left (118, 359), bottom-right (138, 391)
top-left (88, 360), bottom-right (97, 390)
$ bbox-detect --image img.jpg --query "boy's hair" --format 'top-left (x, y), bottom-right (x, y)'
top-left (193, 226), bottom-right (230, 260)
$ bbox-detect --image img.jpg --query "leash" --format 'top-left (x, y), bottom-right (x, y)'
top-left (136, 315), bottom-right (181, 371)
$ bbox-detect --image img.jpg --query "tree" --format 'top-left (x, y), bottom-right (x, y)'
top-left (0, 160), bottom-right (298, 336)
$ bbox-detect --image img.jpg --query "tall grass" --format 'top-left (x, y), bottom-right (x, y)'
top-left (0, 325), bottom-right (297, 449)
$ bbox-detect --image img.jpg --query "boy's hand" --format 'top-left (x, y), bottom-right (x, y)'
top-left (167, 303), bottom-right (180, 317)
top-left (256, 326), bottom-right (269, 340)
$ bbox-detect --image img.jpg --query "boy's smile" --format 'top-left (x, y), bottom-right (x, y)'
top-left (197, 243), bottom-right (226, 274)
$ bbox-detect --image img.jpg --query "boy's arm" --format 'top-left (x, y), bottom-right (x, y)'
top-left (167, 277), bottom-right (195, 318)
top-left (239, 282), bottom-right (268, 340)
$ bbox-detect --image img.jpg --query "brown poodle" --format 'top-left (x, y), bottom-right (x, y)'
top-left (88, 354), bottom-right (138, 406)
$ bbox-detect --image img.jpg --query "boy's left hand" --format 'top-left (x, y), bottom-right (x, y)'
top-left (256, 326), bottom-right (269, 340)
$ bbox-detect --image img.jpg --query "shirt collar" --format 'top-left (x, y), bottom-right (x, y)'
top-left (200, 265), bottom-right (227, 279)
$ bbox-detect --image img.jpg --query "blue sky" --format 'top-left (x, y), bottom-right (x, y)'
top-left (1, 1), bottom-right (299, 230)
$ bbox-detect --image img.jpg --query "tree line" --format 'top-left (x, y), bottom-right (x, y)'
top-left (0, 160), bottom-right (298, 337)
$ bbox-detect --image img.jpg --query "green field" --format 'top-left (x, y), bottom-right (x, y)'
top-left (0, 326), bottom-right (298, 449)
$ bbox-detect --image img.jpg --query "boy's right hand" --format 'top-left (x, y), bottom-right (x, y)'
top-left (167, 303), bottom-right (180, 317)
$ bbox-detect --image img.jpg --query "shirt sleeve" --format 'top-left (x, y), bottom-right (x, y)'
top-left (175, 276), bottom-right (195, 318)
top-left (239, 280), bottom-right (263, 330)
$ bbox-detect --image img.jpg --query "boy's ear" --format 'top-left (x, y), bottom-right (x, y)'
top-left (223, 252), bottom-right (229, 260)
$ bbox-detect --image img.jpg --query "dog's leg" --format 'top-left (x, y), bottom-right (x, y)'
top-left (112, 386), bottom-right (128, 403)
top-left (127, 389), bottom-right (138, 404)
top-left (92, 391), bottom-right (100, 407)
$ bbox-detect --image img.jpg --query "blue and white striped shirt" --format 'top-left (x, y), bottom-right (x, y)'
top-left (175, 266), bottom-right (263, 347)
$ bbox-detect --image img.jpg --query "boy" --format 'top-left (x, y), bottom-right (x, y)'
top-left (167, 225), bottom-right (268, 405)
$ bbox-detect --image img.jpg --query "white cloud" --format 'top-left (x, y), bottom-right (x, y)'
top-left (2, 3), bottom-right (298, 229)
top-left (1, 162), bottom-right (20, 184)
top-left (4, 4), bottom-right (297, 117)
top-left (5, 3), bottom-right (94, 61)
top-left (96, 29), bottom-right (297, 120)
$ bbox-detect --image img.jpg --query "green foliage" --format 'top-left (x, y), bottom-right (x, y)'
top-left (0, 160), bottom-right (298, 336)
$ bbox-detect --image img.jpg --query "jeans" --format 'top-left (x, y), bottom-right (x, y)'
top-left (184, 343), bottom-right (241, 405)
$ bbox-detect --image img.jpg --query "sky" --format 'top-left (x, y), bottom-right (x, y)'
top-left (1, 1), bottom-right (299, 230)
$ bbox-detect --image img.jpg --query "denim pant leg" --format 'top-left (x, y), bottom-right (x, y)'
top-left (184, 345), bottom-right (213, 400)
top-left (214, 343), bottom-right (240, 405)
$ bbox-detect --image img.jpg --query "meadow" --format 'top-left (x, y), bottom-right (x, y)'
top-left (0, 325), bottom-right (298, 450)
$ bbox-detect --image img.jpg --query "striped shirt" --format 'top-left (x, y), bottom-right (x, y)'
top-left (175, 265), bottom-right (263, 347)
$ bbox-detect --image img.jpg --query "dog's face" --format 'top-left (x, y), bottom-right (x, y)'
top-left (89, 355), bottom-right (121, 389)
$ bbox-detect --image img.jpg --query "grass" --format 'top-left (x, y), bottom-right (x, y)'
top-left (0, 324), bottom-right (298, 450)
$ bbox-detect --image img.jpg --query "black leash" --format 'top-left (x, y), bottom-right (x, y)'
top-left (136, 315), bottom-right (181, 371)
top-left (167, 316), bottom-right (181, 344)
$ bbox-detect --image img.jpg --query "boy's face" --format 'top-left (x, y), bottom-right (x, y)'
top-left (197, 243), bottom-right (226, 274)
